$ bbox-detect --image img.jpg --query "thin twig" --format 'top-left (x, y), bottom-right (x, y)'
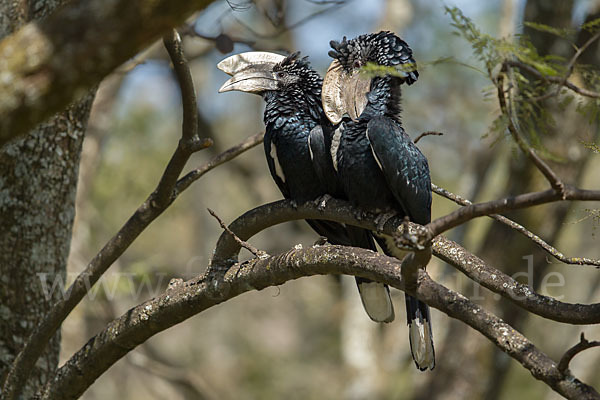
top-left (497, 66), bottom-right (566, 198)
top-left (565, 31), bottom-right (600, 84)
top-left (432, 183), bottom-right (600, 267)
top-left (207, 208), bottom-right (268, 259)
top-left (558, 333), bottom-right (600, 374)
top-left (504, 60), bottom-right (600, 99)
top-left (231, 1), bottom-right (346, 39)
top-left (414, 131), bottom-right (443, 144)
top-left (427, 185), bottom-right (600, 238)
top-left (175, 131), bottom-right (264, 194)
top-left (537, 31), bottom-right (600, 101)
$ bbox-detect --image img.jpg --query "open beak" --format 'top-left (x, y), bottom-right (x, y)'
top-left (217, 51), bottom-right (286, 76)
top-left (322, 60), bottom-right (371, 124)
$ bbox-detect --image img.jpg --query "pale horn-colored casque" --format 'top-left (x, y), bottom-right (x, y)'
top-left (321, 60), bottom-right (371, 124)
top-left (217, 51), bottom-right (286, 76)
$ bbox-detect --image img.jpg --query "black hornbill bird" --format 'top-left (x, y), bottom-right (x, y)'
top-left (217, 52), bottom-right (394, 323)
top-left (322, 31), bottom-right (435, 370)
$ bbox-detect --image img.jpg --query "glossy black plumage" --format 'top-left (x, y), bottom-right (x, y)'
top-left (260, 54), bottom-right (352, 246)
top-left (326, 31), bottom-right (435, 370)
top-left (259, 53), bottom-right (395, 322)
top-left (219, 51), bottom-right (394, 322)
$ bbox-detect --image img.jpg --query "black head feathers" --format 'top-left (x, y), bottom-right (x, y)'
top-left (329, 31), bottom-right (418, 85)
top-left (273, 51), bottom-right (322, 94)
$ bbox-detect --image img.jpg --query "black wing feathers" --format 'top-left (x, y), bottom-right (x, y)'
top-left (309, 125), bottom-right (344, 198)
top-left (263, 130), bottom-right (290, 198)
top-left (366, 116), bottom-right (431, 224)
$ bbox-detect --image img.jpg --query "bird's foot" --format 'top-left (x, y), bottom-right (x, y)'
top-left (314, 194), bottom-right (333, 211)
top-left (375, 212), bottom-right (397, 233)
top-left (313, 236), bottom-right (329, 246)
top-left (289, 199), bottom-right (298, 209)
top-left (352, 208), bottom-right (368, 221)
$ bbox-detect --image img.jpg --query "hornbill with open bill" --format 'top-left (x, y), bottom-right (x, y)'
top-left (218, 52), bottom-right (394, 323)
top-left (322, 31), bottom-right (435, 370)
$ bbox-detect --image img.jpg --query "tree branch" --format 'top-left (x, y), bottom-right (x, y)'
top-left (207, 207), bottom-right (268, 259)
top-left (203, 199), bottom-right (600, 325)
top-left (433, 235), bottom-right (600, 324)
top-left (154, 29), bottom-right (212, 208)
top-left (432, 183), bottom-right (600, 267)
top-left (39, 242), bottom-right (599, 400)
top-left (427, 185), bottom-right (600, 238)
top-left (558, 333), bottom-right (600, 374)
top-left (497, 66), bottom-right (567, 198)
top-left (504, 60), bottom-right (600, 99)
top-left (1, 129), bottom-right (261, 399)
top-left (413, 131), bottom-right (443, 144)
top-left (0, 0), bottom-right (218, 147)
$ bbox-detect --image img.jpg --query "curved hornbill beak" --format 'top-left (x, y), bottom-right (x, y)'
top-left (322, 60), bottom-right (371, 124)
top-left (217, 51), bottom-right (286, 94)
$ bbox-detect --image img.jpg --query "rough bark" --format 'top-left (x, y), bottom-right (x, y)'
top-left (0, 96), bottom-right (95, 396)
top-left (0, 0), bottom-right (95, 396)
top-left (0, 0), bottom-right (217, 147)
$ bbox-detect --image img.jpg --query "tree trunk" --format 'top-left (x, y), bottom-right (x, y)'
top-left (0, 0), bottom-right (95, 396)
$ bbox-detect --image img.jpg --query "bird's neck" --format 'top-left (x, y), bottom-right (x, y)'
top-left (263, 88), bottom-right (323, 127)
top-left (362, 76), bottom-right (403, 122)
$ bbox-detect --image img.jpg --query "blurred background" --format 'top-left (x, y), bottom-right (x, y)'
top-left (60, 0), bottom-right (600, 399)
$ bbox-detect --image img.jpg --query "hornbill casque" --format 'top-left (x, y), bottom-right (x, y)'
top-left (322, 31), bottom-right (435, 370)
top-left (217, 52), bottom-right (395, 323)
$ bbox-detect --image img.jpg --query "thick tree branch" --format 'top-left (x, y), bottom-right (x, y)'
top-left (0, 0), bottom-right (218, 147)
top-left (39, 243), bottom-right (599, 400)
top-left (205, 199), bottom-right (600, 325)
top-left (433, 236), bottom-right (600, 324)
top-left (207, 198), bottom-right (408, 274)
top-left (432, 183), bottom-right (600, 267)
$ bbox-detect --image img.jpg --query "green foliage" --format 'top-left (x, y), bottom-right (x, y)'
top-left (444, 6), bottom-right (600, 158)
top-left (581, 140), bottom-right (600, 154)
top-left (360, 61), bottom-right (417, 79)
top-left (582, 17), bottom-right (600, 33)
top-left (523, 21), bottom-right (576, 40)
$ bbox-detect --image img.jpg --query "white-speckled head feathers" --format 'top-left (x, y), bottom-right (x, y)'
top-left (328, 31), bottom-right (419, 85)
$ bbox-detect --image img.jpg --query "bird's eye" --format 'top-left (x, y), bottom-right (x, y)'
top-left (353, 60), bottom-right (362, 69)
top-left (276, 71), bottom-right (287, 78)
